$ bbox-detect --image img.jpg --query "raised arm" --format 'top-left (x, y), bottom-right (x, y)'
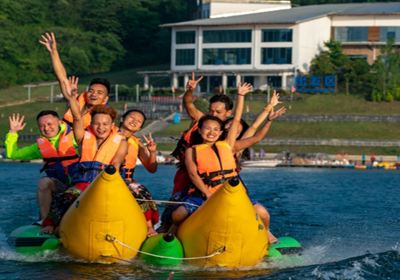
top-left (60, 78), bottom-right (84, 143)
top-left (234, 106), bottom-right (286, 152)
top-left (241, 91), bottom-right (281, 139)
top-left (225, 83), bottom-right (252, 148)
top-left (138, 133), bottom-right (158, 173)
top-left (183, 72), bottom-right (204, 121)
top-left (111, 139), bottom-right (128, 170)
top-left (39, 32), bottom-right (68, 85)
top-left (185, 147), bottom-right (212, 199)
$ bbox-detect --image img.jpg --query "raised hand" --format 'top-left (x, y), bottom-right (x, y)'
top-left (186, 72), bottom-right (203, 92)
top-left (268, 107), bottom-right (287, 121)
top-left (269, 90), bottom-right (281, 108)
top-left (237, 82), bottom-right (253, 96)
top-left (68, 76), bottom-right (79, 99)
top-left (39, 32), bottom-right (57, 54)
top-left (9, 113), bottom-right (26, 133)
top-left (60, 79), bottom-right (75, 101)
top-left (143, 133), bottom-right (157, 153)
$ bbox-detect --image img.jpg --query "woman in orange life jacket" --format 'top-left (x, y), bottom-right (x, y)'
top-left (41, 79), bottom-right (128, 234)
top-left (169, 83), bottom-right (252, 232)
top-left (39, 32), bottom-right (109, 129)
top-left (118, 109), bottom-right (159, 237)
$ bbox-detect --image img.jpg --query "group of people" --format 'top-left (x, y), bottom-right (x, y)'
top-left (5, 32), bottom-right (286, 243)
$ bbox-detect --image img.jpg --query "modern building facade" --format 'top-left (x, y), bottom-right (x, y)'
top-left (144, 2), bottom-right (400, 92)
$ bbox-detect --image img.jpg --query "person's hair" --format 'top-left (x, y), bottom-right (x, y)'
top-left (198, 115), bottom-right (225, 131)
top-left (209, 94), bottom-right (233, 111)
top-left (36, 110), bottom-right (59, 121)
top-left (90, 105), bottom-right (117, 121)
top-left (224, 117), bottom-right (249, 140)
top-left (120, 109), bottom-right (147, 128)
top-left (89, 78), bottom-right (111, 94)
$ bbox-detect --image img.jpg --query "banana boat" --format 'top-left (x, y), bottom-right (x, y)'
top-left (9, 170), bottom-right (301, 267)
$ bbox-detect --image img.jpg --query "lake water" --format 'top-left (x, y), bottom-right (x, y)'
top-left (0, 163), bottom-right (399, 279)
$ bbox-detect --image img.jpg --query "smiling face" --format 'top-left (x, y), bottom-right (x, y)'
top-left (86, 84), bottom-right (109, 106)
top-left (199, 119), bottom-right (223, 144)
top-left (91, 113), bottom-right (114, 140)
top-left (37, 114), bottom-right (61, 138)
top-left (121, 111), bottom-right (145, 133)
top-left (208, 101), bottom-right (232, 121)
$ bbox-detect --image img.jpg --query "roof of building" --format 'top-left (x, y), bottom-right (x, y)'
top-left (162, 2), bottom-right (400, 27)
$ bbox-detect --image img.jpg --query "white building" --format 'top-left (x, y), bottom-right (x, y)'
top-left (197, 0), bottom-right (291, 19)
top-left (143, 2), bottom-right (400, 92)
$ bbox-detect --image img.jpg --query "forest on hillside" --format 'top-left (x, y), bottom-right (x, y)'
top-left (0, 0), bottom-right (395, 88)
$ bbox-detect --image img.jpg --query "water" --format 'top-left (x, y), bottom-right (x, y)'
top-left (0, 162), bottom-right (399, 279)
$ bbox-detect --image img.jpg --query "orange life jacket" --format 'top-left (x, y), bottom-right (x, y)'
top-left (193, 141), bottom-right (238, 193)
top-left (69, 126), bottom-right (123, 186)
top-left (121, 136), bottom-right (140, 180)
top-left (37, 124), bottom-right (79, 183)
top-left (63, 92), bottom-right (92, 129)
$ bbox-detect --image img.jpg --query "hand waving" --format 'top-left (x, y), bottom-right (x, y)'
top-left (268, 107), bottom-right (287, 121)
top-left (39, 32), bottom-right (57, 54)
top-left (68, 76), bottom-right (79, 99)
top-left (186, 72), bottom-right (203, 92)
top-left (269, 90), bottom-right (281, 108)
top-left (237, 82), bottom-right (253, 96)
top-left (9, 113), bottom-right (26, 133)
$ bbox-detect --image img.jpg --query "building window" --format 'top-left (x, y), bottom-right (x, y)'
top-left (176, 49), bottom-right (195, 65)
top-left (261, 48), bottom-right (292, 64)
top-left (335, 27), bottom-right (368, 42)
top-left (267, 76), bottom-right (282, 88)
top-left (203, 30), bottom-right (252, 43)
top-left (176, 31), bottom-right (195, 44)
top-left (262, 29), bottom-right (292, 42)
top-left (380, 27), bottom-right (400, 43)
top-left (348, 55), bottom-right (368, 61)
top-left (203, 48), bottom-right (251, 65)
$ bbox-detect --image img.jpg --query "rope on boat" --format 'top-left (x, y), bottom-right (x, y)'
top-left (104, 234), bottom-right (225, 260)
top-left (135, 198), bottom-right (200, 208)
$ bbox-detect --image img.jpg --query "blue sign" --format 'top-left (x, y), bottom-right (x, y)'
top-left (295, 75), bottom-right (336, 93)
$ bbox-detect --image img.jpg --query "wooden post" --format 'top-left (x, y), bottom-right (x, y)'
top-left (136, 84), bottom-right (140, 103)
top-left (115, 84), bottom-right (119, 103)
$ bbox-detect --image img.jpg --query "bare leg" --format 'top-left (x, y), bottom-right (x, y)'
top-left (37, 177), bottom-right (56, 220)
top-left (254, 203), bottom-right (277, 244)
top-left (168, 206), bottom-right (189, 235)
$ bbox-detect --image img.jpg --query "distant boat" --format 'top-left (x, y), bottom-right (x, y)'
top-left (241, 159), bottom-right (282, 168)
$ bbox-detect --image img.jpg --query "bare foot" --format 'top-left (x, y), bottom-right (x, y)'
top-left (147, 227), bottom-right (158, 237)
top-left (268, 231), bottom-right (278, 244)
top-left (41, 225), bottom-right (54, 234)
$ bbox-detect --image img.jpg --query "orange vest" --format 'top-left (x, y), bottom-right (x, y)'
top-left (80, 127), bottom-right (123, 164)
top-left (37, 125), bottom-right (78, 168)
top-left (193, 141), bottom-right (238, 193)
top-left (63, 92), bottom-right (92, 129)
top-left (36, 124), bottom-right (79, 183)
top-left (122, 136), bottom-right (140, 180)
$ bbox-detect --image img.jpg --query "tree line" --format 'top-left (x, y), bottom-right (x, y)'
top-left (0, 0), bottom-right (192, 88)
